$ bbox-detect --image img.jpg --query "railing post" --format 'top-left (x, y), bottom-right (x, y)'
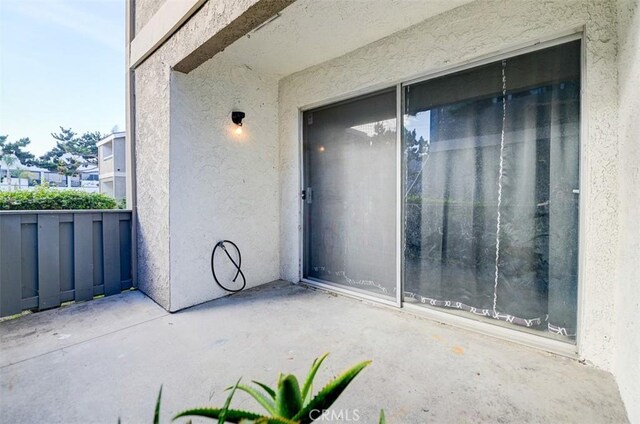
top-left (74, 213), bottom-right (94, 301)
top-left (102, 213), bottom-right (121, 296)
top-left (37, 214), bottom-right (61, 310)
top-left (0, 215), bottom-right (23, 317)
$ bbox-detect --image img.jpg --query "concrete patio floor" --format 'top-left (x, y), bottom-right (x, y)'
top-left (0, 281), bottom-right (628, 423)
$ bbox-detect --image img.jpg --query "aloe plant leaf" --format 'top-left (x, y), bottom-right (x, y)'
top-left (173, 408), bottom-right (263, 423)
top-left (303, 383), bottom-right (313, 407)
top-left (275, 374), bottom-right (303, 419)
top-left (223, 378), bottom-right (245, 423)
top-left (293, 360), bottom-right (371, 424)
top-left (231, 384), bottom-right (276, 415)
top-left (301, 353), bottom-right (329, 402)
top-left (252, 380), bottom-right (276, 399)
top-left (252, 416), bottom-right (300, 424)
top-left (154, 386), bottom-right (163, 424)
top-left (379, 409), bottom-right (386, 424)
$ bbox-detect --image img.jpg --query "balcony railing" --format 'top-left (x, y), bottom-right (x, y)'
top-left (0, 210), bottom-right (132, 317)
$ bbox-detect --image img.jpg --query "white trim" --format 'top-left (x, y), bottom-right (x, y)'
top-left (300, 279), bottom-right (399, 308)
top-left (297, 109), bottom-right (305, 282)
top-left (402, 303), bottom-right (577, 358)
top-left (97, 133), bottom-right (125, 147)
top-left (575, 28), bottom-right (587, 355)
top-left (129, 0), bottom-right (206, 69)
top-left (395, 84), bottom-right (403, 308)
top-left (99, 172), bottom-right (126, 180)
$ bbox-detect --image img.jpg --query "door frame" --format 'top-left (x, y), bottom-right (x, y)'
top-left (298, 87), bottom-right (402, 308)
top-left (296, 30), bottom-right (584, 358)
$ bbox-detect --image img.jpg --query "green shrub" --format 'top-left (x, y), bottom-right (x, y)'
top-left (0, 185), bottom-right (118, 210)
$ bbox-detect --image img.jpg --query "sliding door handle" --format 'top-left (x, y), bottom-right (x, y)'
top-left (302, 187), bottom-right (313, 204)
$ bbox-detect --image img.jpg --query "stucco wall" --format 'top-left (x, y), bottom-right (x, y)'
top-left (134, 0), bottom-right (633, 401)
top-left (114, 176), bottom-right (127, 201)
top-left (114, 138), bottom-right (126, 174)
top-left (134, 0), bottom-right (166, 35)
top-left (134, 0), bottom-right (263, 310)
top-left (615, 0), bottom-right (640, 420)
top-left (278, 0), bottom-right (620, 370)
top-left (168, 53), bottom-right (280, 311)
top-left (135, 49), bottom-right (172, 308)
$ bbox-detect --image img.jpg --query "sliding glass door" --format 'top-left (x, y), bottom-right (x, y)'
top-left (403, 41), bottom-right (580, 340)
top-left (302, 39), bottom-right (580, 341)
top-left (302, 89), bottom-right (397, 301)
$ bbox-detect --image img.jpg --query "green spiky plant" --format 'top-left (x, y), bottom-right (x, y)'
top-left (171, 353), bottom-right (378, 424)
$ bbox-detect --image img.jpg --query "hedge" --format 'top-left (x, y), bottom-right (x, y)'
top-left (0, 186), bottom-right (119, 210)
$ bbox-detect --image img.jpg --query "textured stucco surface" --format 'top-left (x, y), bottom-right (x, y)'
top-left (615, 0), bottom-right (640, 421)
top-left (169, 53), bottom-right (280, 311)
top-left (134, 0), bottom-right (264, 310)
top-left (134, 0), bottom-right (166, 35)
top-left (135, 50), bottom-right (172, 309)
top-left (134, 0), bottom-right (635, 403)
top-left (215, 0), bottom-right (473, 77)
top-left (278, 0), bottom-right (620, 370)
top-left (173, 0), bottom-right (295, 73)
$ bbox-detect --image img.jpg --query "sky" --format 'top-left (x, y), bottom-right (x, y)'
top-left (0, 0), bottom-right (125, 157)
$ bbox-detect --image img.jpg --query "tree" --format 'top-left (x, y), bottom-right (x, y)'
top-left (1, 134), bottom-right (36, 164)
top-left (0, 128), bottom-right (105, 182)
top-left (49, 127), bottom-right (100, 163)
top-left (0, 135), bottom-right (15, 183)
top-left (73, 131), bottom-right (101, 162)
top-left (37, 128), bottom-right (74, 172)
top-left (38, 127), bottom-right (103, 176)
top-left (0, 135), bottom-right (37, 184)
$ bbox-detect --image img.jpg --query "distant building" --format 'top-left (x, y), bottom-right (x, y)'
top-left (1, 155), bottom-right (48, 189)
top-left (77, 163), bottom-right (100, 188)
top-left (97, 132), bottom-right (126, 200)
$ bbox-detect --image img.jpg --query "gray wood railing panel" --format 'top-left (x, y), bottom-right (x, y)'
top-left (59, 222), bottom-right (74, 294)
top-left (119, 219), bottom-right (132, 287)
top-left (102, 213), bottom-right (121, 296)
top-left (0, 210), bottom-right (132, 317)
top-left (0, 215), bottom-right (23, 317)
top-left (37, 214), bottom-right (61, 310)
top-left (74, 213), bottom-right (94, 301)
top-left (21, 221), bottom-right (38, 301)
top-left (92, 221), bottom-right (104, 292)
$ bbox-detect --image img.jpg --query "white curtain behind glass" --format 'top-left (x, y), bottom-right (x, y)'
top-left (303, 90), bottom-right (397, 298)
top-left (404, 41), bottom-right (580, 338)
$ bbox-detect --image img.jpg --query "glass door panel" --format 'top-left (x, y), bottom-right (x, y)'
top-left (403, 41), bottom-right (581, 340)
top-left (303, 89), bottom-right (397, 300)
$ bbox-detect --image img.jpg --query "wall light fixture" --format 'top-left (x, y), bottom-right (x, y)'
top-left (232, 111), bottom-right (245, 135)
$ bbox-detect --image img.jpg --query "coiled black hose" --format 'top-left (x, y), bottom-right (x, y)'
top-left (210, 240), bottom-right (246, 292)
